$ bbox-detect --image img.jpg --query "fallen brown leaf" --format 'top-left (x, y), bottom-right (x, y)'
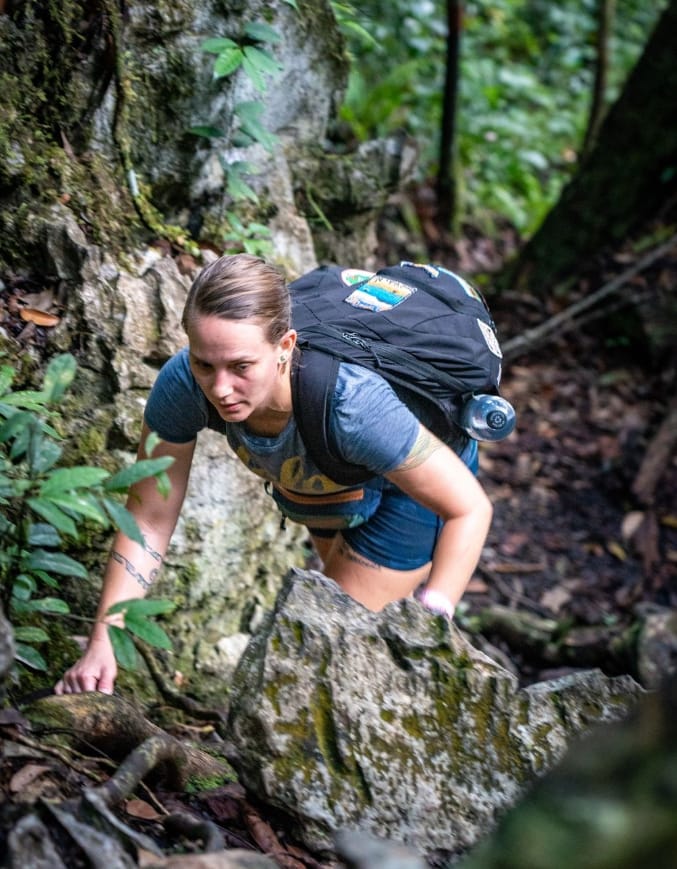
top-left (125, 798), bottom-right (163, 820)
top-left (19, 307), bottom-right (60, 327)
top-left (540, 586), bottom-right (572, 614)
top-left (9, 763), bottom-right (52, 792)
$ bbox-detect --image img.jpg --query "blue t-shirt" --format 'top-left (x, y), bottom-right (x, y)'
top-left (144, 348), bottom-right (422, 495)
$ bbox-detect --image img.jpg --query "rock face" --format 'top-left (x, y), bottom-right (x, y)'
top-left (226, 570), bottom-right (643, 859)
top-left (1, 1), bottom-right (410, 273)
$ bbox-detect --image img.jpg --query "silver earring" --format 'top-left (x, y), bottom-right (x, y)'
top-left (279, 354), bottom-right (288, 364)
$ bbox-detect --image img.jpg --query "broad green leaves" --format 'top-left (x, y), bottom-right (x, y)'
top-left (0, 353), bottom-right (176, 673)
top-left (199, 20), bottom-right (282, 92)
top-left (107, 598), bottom-right (176, 669)
top-left (196, 17), bottom-right (285, 227)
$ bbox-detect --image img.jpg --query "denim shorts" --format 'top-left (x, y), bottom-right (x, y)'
top-left (309, 439), bottom-right (479, 570)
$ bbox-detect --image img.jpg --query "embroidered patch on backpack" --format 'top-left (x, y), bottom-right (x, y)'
top-left (340, 268), bottom-right (375, 286)
top-left (477, 319), bottom-right (503, 358)
top-left (345, 275), bottom-right (417, 311)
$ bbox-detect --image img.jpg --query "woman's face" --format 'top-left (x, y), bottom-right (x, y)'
top-left (186, 315), bottom-right (291, 423)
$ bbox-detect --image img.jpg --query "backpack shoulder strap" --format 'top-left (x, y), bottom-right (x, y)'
top-left (291, 348), bottom-right (373, 487)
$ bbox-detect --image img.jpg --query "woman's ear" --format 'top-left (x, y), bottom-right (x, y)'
top-left (279, 329), bottom-right (297, 356)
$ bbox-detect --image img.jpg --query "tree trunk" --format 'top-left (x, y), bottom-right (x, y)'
top-left (435, 0), bottom-right (462, 236)
top-left (581, 0), bottom-right (615, 158)
top-left (502, 0), bottom-right (677, 294)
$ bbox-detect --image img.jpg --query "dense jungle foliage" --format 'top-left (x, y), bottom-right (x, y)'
top-left (335, 0), bottom-right (668, 235)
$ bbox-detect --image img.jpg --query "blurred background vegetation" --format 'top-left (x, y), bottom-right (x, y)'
top-left (333, 0), bottom-right (667, 238)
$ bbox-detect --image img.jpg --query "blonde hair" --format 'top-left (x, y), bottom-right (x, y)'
top-left (181, 254), bottom-right (290, 343)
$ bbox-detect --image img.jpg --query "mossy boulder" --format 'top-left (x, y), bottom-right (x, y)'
top-left (226, 570), bottom-right (643, 860)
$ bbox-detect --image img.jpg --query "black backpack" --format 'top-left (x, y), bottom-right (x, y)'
top-left (289, 261), bottom-right (504, 486)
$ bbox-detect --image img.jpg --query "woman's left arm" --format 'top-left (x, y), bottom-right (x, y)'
top-left (385, 424), bottom-right (493, 611)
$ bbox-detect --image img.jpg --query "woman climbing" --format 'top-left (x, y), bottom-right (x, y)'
top-left (56, 253), bottom-right (492, 694)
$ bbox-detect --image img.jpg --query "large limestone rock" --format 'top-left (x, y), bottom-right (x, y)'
top-left (226, 570), bottom-right (643, 859)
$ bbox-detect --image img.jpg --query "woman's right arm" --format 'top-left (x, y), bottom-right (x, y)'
top-left (54, 424), bottom-right (196, 694)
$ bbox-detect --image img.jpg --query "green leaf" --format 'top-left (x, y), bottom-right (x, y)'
top-left (13, 596), bottom-right (70, 614)
top-left (13, 626), bottom-right (50, 643)
top-left (28, 523), bottom-right (61, 547)
top-left (27, 498), bottom-right (78, 537)
top-left (234, 101), bottom-right (265, 123)
top-left (15, 642), bottom-right (47, 671)
top-left (108, 598), bottom-right (176, 617)
top-left (26, 549), bottom-right (88, 579)
top-left (47, 494), bottom-right (109, 525)
top-left (42, 354), bottom-right (77, 402)
top-left (243, 46), bottom-right (282, 76)
top-left (200, 36), bottom-right (238, 54)
top-left (101, 498), bottom-right (144, 545)
top-left (213, 46), bottom-right (244, 79)
top-left (154, 470), bottom-right (171, 499)
top-left (11, 574), bottom-right (36, 600)
top-left (244, 21), bottom-right (282, 44)
top-left (230, 130), bottom-right (256, 148)
top-left (234, 102), bottom-right (277, 151)
top-left (41, 466), bottom-right (110, 495)
top-left (33, 568), bottom-right (59, 589)
top-left (241, 52), bottom-right (265, 93)
top-left (189, 125), bottom-right (227, 139)
top-left (227, 170), bottom-right (259, 203)
top-left (31, 439), bottom-right (62, 474)
top-left (0, 410), bottom-right (34, 444)
top-left (144, 431), bottom-right (162, 456)
top-left (103, 457), bottom-right (174, 492)
top-left (9, 425), bottom-right (31, 461)
top-left (124, 614), bottom-right (173, 650)
top-left (341, 19), bottom-right (378, 48)
top-left (224, 209), bottom-right (246, 233)
top-left (1, 391), bottom-right (48, 412)
top-left (26, 424), bottom-right (46, 473)
top-left (108, 625), bottom-right (138, 670)
top-left (0, 475), bottom-right (31, 500)
top-left (0, 364), bottom-right (14, 397)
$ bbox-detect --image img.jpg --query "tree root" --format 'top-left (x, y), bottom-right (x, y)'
top-left (23, 692), bottom-right (232, 790)
top-left (467, 604), bottom-right (638, 676)
top-left (136, 642), bottom-right (229, 727)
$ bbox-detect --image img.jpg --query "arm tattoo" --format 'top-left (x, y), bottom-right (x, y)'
top-left (143, 540), bottom-right (163, 563)
top-left (111, 550), bottom-right (159, 591)
top-left (395, 427), bottom-right (442, 472)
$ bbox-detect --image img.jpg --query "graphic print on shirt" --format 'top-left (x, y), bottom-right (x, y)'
top-left (234, 445), bottom-right (346, 494)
